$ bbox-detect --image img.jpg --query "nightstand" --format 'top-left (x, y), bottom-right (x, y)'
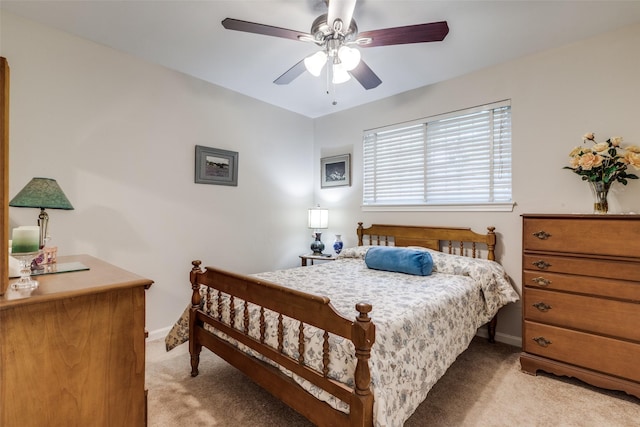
top-left (299, 253), bottom-right (337, 266)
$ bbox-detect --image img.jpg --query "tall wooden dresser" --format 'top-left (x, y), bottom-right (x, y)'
top-left (0, 254), bottom-right (153, 426)
top-left (520, 214), bottom-right (640, 398)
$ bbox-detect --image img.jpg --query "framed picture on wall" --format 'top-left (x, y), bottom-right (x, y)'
top-left (195, 145), bottom-right (239, 186)
top-left (321, 154), bottom-right (350, 188)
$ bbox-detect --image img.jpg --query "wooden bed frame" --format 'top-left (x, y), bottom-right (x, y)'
top-left (188, 223), bottom-right (498, 427)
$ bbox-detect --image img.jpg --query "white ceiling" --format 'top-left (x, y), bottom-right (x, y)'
top-left (3, 1), bottom-right (640, 118)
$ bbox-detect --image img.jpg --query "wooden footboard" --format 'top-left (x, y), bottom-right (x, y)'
top-left (188, 261), bottom-right (376, 427)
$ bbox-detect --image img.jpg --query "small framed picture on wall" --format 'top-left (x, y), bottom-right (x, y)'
top-left (195, 145), bottom-right (239, 186)
top-left (321, 154), bottom-right (350, 188)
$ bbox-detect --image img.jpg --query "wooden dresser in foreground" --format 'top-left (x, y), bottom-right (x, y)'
top-left (0, 254), bottom-right (153, 427)
top-left (520, 214), bottom-right (640, 398)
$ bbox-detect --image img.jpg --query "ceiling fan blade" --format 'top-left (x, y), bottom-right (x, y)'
top-left (358, 21), bottom-right (449, 47)
top-left (327, 0), bottom-right (357, 30)
top-left (222, 18), bottom-right (312, 42)
top-left (274, 59), bottom-right (308, 85)
top-left (349, 60), bottom-right (382, 90)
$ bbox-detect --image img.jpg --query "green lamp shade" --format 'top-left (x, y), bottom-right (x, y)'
top-left (9, 177), bottom-right (74, 210)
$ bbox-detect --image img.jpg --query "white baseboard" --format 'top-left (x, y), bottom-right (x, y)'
top-left (495, 332), bottom-right (522, 347)
top-left (147, 326), bottom-right (172, 343)
top-left (476, 328), bottom-right (522, 348)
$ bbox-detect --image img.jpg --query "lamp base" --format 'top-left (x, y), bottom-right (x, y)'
top-left (310, 232), bottom-right (325, 255)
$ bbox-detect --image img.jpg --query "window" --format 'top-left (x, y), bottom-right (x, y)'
top-left (363, 100), bottom-right (513, 211)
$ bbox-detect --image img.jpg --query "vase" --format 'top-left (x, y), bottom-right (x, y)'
top-left (310, 232), bottom-right (325, 255)
top-left (333, 234), bottom-right (343, 255)
top-left (589, 181), bottom-right (610, 214)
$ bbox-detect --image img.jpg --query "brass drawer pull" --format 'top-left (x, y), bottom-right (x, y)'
top-left (532, 260), bottom-right (551, 270)
top-left (532, 302), bottom-right (552, 312)
top-left (532, 336), bottom-right (552, 347)
top-left (532, 277), bottom-right (551, 286)
top-left (532, 230), bottom-right (552, 240)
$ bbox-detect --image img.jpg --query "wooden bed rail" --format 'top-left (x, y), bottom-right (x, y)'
top-left (189, 260), bottom-right (376, 427)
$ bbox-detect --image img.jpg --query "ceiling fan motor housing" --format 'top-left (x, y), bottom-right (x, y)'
top-left (310, 13), bottom-right (358, 46)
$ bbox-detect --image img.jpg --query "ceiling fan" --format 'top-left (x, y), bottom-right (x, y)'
top-left (222, 0), bottom-right (449, 90)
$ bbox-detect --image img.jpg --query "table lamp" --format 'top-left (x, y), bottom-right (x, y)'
top-left (9, 177), bottom-right (74, 249)
top-left (308, 206), bottom-right (328, 255)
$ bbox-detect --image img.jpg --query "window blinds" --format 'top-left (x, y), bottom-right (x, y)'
top-left (363, 101), bottom-right (512, 206)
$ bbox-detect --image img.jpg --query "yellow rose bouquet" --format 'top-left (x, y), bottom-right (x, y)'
top-left (565, 133), bottom-right (639, 213)
top-left (565, 133), bottom-right (640, 185)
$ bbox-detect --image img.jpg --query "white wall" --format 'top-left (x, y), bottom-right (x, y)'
top-left (2, 12), bottom-right (315, 336)
top-left (313, 23), bottom-right (640, 343)
top-left (4, 9), bottom-right (640, 344)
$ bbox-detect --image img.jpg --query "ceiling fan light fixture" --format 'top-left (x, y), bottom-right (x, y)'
top-left (332, 63), bottom-right (351, 84)
top-left (304, 51), bottom-right (328, 76)
top-left (337, 45), bottom-right (361, 71)
top-left (222, 2), bottom-right (449, 92)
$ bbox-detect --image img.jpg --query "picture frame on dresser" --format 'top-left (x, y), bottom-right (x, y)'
top-left (321, 154), bottom-right (350, 188)
top-left (195, 145), bottom-right (238, 186)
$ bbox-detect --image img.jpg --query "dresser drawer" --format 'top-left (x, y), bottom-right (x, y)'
top-left (523, 253), bottom-right (640, 282)
top-left (523, 271), bottom-right (640, 301)
top-left (523, 321), bottom-right (640, 383)
top-left (524, 288), bottom-right (640, 341)
top-left (523, 217), bottom-right (640, 258)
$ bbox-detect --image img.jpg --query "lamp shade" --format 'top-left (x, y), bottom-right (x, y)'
top-left (332, 63), bottom-right (351, 84)
top-left (308, 207), bottom-right (328, 229)
top-left (338, 46), bottom-right (361, 71)
top-left (304, 51), bottom-right (328, 77)
top-left (9, 178), bottom-right (74, 210)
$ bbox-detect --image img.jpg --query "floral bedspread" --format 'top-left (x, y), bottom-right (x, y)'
top-left (165, 247), bottom-right (519, 427)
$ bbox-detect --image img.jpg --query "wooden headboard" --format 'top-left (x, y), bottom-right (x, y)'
top-left (357, 222), bottom-right (497, 261)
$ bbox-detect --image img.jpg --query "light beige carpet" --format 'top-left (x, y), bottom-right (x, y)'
top-left (146, 337), bottom-right (640, 426)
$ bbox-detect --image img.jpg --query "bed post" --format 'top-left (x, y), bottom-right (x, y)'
top-left (189, 260), bottom-right (204, 377)
top-left (488, 315), bottom-right (497, 343)
top-left (357, 222), bottom-right (364, 246)
top-left (350, 303), bottom-right (375, 427)
top-left (486, 226), bottom-right (496, 261)
top-left (485, 228), bottom-right (498, 342)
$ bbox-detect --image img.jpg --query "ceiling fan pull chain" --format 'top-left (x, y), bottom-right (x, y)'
top-left (330, 80), bottom-right (338, 106)
top-left (326, 63), bottom-right (330, 95)
top-left (327, 63), bottom-right (337, 105)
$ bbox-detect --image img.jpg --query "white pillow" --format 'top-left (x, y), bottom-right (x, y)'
top-left (335, 245), bottom-right (372, 260)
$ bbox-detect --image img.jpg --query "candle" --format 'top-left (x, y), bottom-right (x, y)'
top-left (11, 226), bottom-right (40, 254)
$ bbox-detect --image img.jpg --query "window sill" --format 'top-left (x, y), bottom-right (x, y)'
top-left (361, 202), bottom-right (516, 212)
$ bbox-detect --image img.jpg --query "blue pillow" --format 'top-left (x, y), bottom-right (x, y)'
top-left (364, 246), bottom-right (433, 276)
